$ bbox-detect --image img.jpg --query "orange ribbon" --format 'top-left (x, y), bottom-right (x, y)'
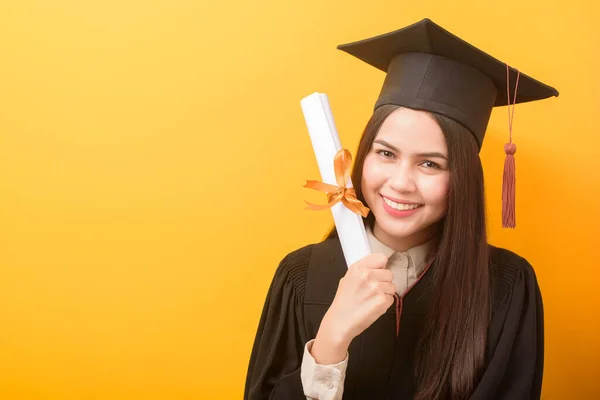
top-left (304, 149), bottom-right (370, 218)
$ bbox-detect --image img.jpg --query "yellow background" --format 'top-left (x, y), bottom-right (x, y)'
top-left (0, 1), bottom-right (598, 399)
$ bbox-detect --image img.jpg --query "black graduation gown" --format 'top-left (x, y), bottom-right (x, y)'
top-left (244, 237), bottom-right (544, 399)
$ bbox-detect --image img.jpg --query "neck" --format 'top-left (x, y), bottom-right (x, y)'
top-left (372, 222), bottom-right (440, 253)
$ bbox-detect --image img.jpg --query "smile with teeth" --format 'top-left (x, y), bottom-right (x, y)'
top-left (383, 197), bottom-right (423, 211)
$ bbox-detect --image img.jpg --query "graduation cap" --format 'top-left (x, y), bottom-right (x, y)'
top-left (337, 18), bottom-right (559, 228)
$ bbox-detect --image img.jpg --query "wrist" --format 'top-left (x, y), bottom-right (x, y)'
top-left (311, 322), bottom-right (351, 365)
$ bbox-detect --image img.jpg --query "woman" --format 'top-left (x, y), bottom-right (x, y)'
top-left (244, 19), bottom-right (558, 400)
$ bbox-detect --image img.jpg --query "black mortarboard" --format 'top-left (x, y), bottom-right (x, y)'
top-left (337, 18), bottom-right (558, 148)
top-left (336, 18), bottom-right (559, 228)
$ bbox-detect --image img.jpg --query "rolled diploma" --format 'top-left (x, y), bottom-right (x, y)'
top-left (300, 92), bottom-right (371, 267)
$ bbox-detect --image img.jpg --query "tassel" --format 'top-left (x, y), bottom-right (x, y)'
top-left (502, 143), bottom-right (516, 228)
top-left (503, 64), bottom-right (520, 229)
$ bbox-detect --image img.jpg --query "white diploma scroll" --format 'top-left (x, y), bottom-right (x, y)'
top-left (300, 92), bottom-right (371, 268)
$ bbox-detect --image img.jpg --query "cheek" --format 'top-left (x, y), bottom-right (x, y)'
top-left (361, 155), bottom-right (386, 190)
top-left (420, 173), bottom-right (450, 205)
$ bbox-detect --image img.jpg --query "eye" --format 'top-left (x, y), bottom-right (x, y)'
top-left (420, 160), bottom-right (441, 169)
top-left (376, 149), bottom-right (395, 159)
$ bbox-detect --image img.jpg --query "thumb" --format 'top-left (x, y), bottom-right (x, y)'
top-left (364, 253), bottom-right (388, 269)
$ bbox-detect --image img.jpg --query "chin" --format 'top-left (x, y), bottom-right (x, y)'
top-left (376, 218), bottom-right (421, 239)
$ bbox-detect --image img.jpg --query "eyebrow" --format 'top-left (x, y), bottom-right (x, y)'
top-left (373, 139), bottom-right (448, 160)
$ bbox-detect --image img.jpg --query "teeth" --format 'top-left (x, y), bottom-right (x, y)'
top-left (383, 197), bottom-right (421, 211)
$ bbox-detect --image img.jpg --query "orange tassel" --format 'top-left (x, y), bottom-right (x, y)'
top-left (502, 143), bottom-right (516, 228)
top-left (503, 64), bottom-right (520, 229)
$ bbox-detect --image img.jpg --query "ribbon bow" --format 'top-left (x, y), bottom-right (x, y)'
top-left (303, 149), bottom-right (370, 218)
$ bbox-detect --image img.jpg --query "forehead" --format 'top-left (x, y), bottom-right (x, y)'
top-left (375, 108), bottom-right (447, 152)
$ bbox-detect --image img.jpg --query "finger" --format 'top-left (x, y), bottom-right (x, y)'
top-left (363, 253), bottom-right (388, 269)
top-left (379, 282), bottom-right (397, 296)
top-left (368, 268), bottom-right (394, 283)
top-left (353, 266), bottom-right (393, 284)
top-left (375, 293), bottom-right (395, 310)
top-left (349, 253), bottom-right (388, 271)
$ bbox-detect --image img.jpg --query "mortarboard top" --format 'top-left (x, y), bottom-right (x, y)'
top-left (337, 18), bottom-right (559, 148)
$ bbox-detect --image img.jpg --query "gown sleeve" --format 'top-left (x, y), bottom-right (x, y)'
top-left (244, 246), bottom-right (312, 400)
top-left (471, 251), bottom-right (544, 400)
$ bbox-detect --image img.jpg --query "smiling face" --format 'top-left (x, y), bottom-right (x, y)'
top-left (361, 107), bottom-right (451, 251)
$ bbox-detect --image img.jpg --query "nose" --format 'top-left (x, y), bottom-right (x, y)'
top-left (387, 163), bottom-right (417, 193)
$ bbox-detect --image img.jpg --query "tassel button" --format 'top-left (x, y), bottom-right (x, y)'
top-left (504, 143), bottom-right (517, 155)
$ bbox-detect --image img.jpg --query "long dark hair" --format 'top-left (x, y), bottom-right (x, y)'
top-left (327, 105), bottom-right (490, 399)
